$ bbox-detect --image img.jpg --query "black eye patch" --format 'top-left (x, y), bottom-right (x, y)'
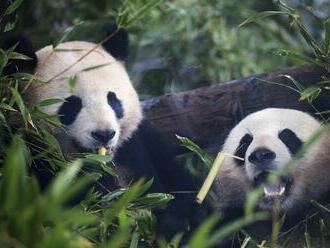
top-left (279, 128), bottom-right (303, 155)
top-left (107, 91), bottom-right (124, 119)
top-left (234, 134), bottom-right (253, 166)
top-left (57, 95), bottom-right (82, 126)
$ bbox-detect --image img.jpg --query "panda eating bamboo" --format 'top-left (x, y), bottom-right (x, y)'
top-left (1, 28), bottom-right (205, 237)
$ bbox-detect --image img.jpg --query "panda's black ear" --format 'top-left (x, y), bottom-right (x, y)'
top-left (102, 24), bottom-right (129, 61)
top-left (1, 34), bottom-right (38, 75)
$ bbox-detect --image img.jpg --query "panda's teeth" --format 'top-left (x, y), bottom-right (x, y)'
top-left (263, 185), bottom-right (285, 197)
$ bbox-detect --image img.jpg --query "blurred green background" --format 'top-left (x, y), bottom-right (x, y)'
top-left (11, 0), bottom-right (329, 99)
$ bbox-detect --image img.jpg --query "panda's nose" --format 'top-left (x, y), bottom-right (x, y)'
top-left (248, 148), bottom-right (276, 168)
top-left (91, 129), bottom-right (116, 144)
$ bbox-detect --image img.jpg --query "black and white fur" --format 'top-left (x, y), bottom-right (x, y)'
top-left (2, 29), bottom-right (205, 237)
top-left (214, 108), bottom-right (330, 244)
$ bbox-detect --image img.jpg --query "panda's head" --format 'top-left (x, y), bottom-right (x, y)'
top-left (3, 28), bottom-right (142, 155)
top-left (215, 108), bottom-right (330, 214)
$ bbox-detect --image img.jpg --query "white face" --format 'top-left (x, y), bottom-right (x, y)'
top-left (217, 108), bottom-right (324, 212)
top-left (28, 41), bottom-right (142, 154)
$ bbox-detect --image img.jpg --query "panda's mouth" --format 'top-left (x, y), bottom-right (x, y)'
top-left (253, 172), bottom-right (293, 200)
top-left (263, 184), bottom-right (286, 197)
top-left (94, 145), bottom-right (114, 155)
top-left (72, 139), bottom-right (114, 155)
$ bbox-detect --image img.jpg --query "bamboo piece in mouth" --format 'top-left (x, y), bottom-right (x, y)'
top-left (98, 147), bottom-right (106, 156)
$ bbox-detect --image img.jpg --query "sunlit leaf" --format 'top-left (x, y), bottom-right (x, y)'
top-left (129, 193), bottom-right (174, 209)
top-left (176, 135), bottom-right (212, 168)
top-left (299, 86), bottom-right (322, 102)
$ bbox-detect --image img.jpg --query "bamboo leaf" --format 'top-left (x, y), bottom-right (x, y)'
top-left (169, 233), bottom-right (184, 248)
top-left (0, 110), bottom-right (6, 123)
top-left (274, 50), bottom-right (323, 66)
top-left (80, 62), bottom-right (112, 72)
top-left (36, 98), bottom-right (65, 107)
top-left (279, 74), bottom-right (305, 92)
top-left (54, 21), bottom-right (84, 46)
top-left (305, 231), bottom-right (312, 248)
top-left (0, 103), bottom-right (17, 112)
top-left (244, 188), bottom-right (263, 216)
top-left (103, 179), bottom-right (146, 226)
top-left (299, 86), bottom-right (322, 102)
top-left (325, 17), bottom-right (330, 55)
top-left (189, 215), bottom-right (219, 248)
top-left (295, 21), bottom-right (323, 56)
top-left (311, 200), bottom-right (330, 215)
top-left (176, 135), bottom-right (212, 168)
top-left (129, 193), bottom-right (174, 210)
top-left (0, 49), bottom-right (9, 74)
top-left (117, 0), bottom-right (162, 27)
top-left (208, 212), bottom-right (269, 246)
top-left (10, 87), bottom-right (31, 127)
top-left (68, 74), bottom-right (77, 92)
top-left (9, 72), bottom-right (46, 83)
top-left (238, 11), bottom-right (289, 28)
top-left (84, 153), bottom-right (113, 164)
top-left (7, 51), bottom-right (33, 60)
top-left (129, 229), bottom-right (139, 248)
top-left (0, 136), bottom-right (27, 214)
top-left (47, 160), bottom-right (83, 202)
top-left (101, 188), bottom-right (126, 203)
top-left (4, 15), bottom-right (18, 32)
top-left (4, 0), bottom-right (24, 15)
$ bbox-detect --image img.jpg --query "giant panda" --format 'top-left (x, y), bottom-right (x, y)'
top-left (1, 28), bottom-right (205, 237)
top-left (213, 108), bottom-right (330, 245)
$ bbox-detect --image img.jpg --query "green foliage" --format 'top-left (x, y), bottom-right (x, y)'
top-left (1, 0), bottom-right (330, 247)
top-left (0, 135), bottom-right (173, 247)
top-left (12, 0), bottom-right (316, 98)
top-left (178, 124), bottom-right (330, 247)
top-left (116, 0), bottom-right (163, 27)
top-left (176, 135), bottom-right (212, 168)
top-left (0, 2), bottom-right (175, 247)
top-left (241, 0), bottom-right (330, 114)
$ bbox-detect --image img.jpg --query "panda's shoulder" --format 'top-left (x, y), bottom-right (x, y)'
top-left (116, 120), bottom-right (169, 154)
top-left (114, 120), bottom-right (167, 177)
